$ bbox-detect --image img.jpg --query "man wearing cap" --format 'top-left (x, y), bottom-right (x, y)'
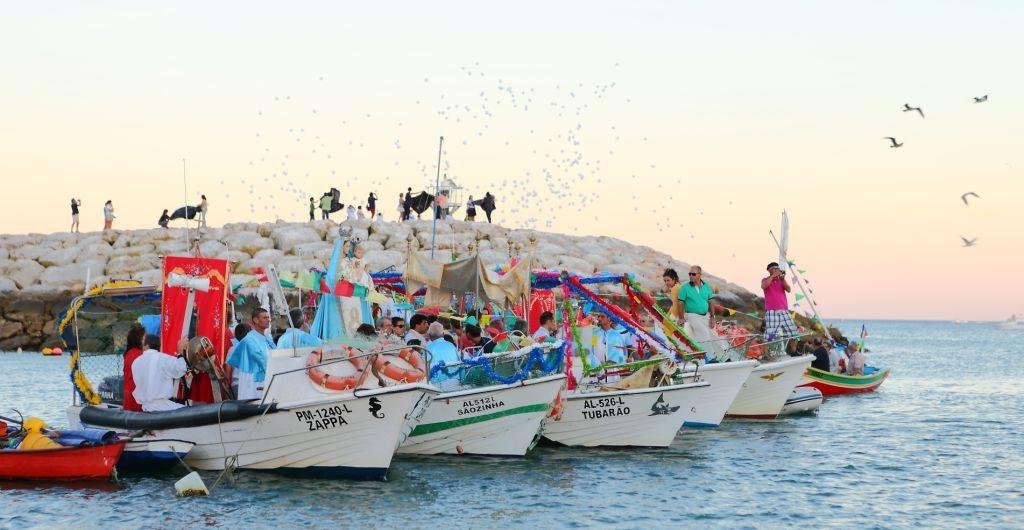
top-left (761, 262), bottom-right (798, 340)
top-left (679, 265), bottom-right (725, 360)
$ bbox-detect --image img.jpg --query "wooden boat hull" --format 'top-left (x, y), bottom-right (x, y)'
top-left (0, 440), bottom-right (126, 481)
top-left (398, 374), bottom-right (565, 456)
top-left (726, 354), bottom-right (814, 419)
top-left (541, 382), bottom-right (710, 447)
top-left (799, 366), bottom-right (890, 395)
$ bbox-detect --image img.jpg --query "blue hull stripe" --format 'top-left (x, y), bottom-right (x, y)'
top-left (256, 466), bottom-right (389, 481)
top-left (682, 421), bottom-right (720, 428)
top-left (117, 450), bottom-right (189, 471)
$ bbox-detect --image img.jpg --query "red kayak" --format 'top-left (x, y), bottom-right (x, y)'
top-left (0, 440), bottom-right (127, 481)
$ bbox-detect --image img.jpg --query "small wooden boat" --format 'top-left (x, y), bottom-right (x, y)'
top-left (0, 440), bottom-right (127, 481)
top-left (799, 366), bottom-right (890, 396)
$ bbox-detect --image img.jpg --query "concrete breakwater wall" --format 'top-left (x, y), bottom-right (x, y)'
top-left (0, 218), bottom-right (761, 351)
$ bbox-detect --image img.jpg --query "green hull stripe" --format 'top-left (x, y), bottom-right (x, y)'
top-left (410, 403), bottom-right (551, 436)
top-left (805, 367), bottom-right (890, 386)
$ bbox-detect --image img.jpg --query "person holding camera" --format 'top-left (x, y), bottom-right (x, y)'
top-left (761, 262), bottom-right (798, 339)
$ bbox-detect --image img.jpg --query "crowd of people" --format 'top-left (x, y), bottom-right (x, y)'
top-left (69, 195), bottom-right (210, 232)
top-left (311, 189), bottom-right (497, 224)
top-left (117, 304), bottom-right (566, 410)
top-left (660, 260), bottom-right (867, 372)
top-left (112, 234), bottom-right (863, 412)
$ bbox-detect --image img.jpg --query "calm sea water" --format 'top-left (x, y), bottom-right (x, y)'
top-left (1, 320), bottom-right (1022, 529)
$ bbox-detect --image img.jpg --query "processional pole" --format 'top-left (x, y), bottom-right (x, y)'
top-left (430, 136), bottom-right (444, 259)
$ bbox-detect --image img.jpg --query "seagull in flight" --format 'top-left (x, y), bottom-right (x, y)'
top-left (961, 192), bottom-right (980, 205)
top-left (902, 103), bottom-right (924, 118)
top-left (884, 137), bottom-right (903, 148)
top-left (973, 95), bottom-right (988, 103)
top-left (961, 236), bottom-right (978, 247)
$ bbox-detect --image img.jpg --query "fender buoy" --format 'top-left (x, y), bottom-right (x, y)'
top-left (306, 347), bottom-right (366, 391)
top-left (373, 348), bottom-right (426, 383)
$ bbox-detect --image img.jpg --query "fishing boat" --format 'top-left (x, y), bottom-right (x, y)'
top-left (0, 440), bottom-right (127, 481)
top-left (542, 376), bottom-right (710, 447)
top-left (725, 354), bottom-right (814, 419)
top-left (675, 359), bottom-right (758, 427)
top-left (73, 344), bottom-right (436, 480)
top-left (118, 437), bottom-right (196, 472)
top-left (779, 386), bottom-right (823, 415)
top-left (58, 243), bottom-right (441, 479)
top-left (997, 315), bottom-right (1024, 330)
top-left (398, 342), bottom-right (566, 456)
top-left (799, 366), bottom-right (891, 396)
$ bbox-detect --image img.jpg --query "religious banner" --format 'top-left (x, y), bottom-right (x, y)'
top-left (160, 255), bottom-right (231, 403)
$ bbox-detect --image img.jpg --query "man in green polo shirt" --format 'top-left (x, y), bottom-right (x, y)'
top-left (679, 265), bottom-right (725, 360)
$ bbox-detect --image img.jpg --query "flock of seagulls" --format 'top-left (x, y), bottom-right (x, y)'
top-left (883, 95), bottom-right (987, 149)
top-left (884, 96), bottom-right (991, 248)
top-left (224, 63), bottom-right (711, 245)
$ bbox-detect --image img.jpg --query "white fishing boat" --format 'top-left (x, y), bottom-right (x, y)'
top-left (997, 315), bottom-right (1024, 330)
top-left (72, 344), bottom-right (437, 480)
top-left (725, 354), bottom-right (813, 419)
top-left (675, 359), bottom-right (758, 427)
top-left (779, 386), bottom-right (823, 416)
top-left (542, 379), bottom-right (710, 447)
top-left (399, 373), bottom-right (565, 456)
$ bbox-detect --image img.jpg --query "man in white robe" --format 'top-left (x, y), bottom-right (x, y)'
top-left (131, 334), bottom-right (188, 412)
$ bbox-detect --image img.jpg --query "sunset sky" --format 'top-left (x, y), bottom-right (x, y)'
top-left (1, 2), bottom-right (1022, 320)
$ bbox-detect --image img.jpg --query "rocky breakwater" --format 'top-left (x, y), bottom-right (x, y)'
top-left (0, 219), bottom-right (763, 350)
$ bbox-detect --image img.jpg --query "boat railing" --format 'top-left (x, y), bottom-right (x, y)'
top-left (713, 332), bottom-right (811, 362)
top-left (259, 344), bottom-right (433, 407)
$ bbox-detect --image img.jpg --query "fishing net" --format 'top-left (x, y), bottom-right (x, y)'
top-left (63, 293), bottom-right (161, 406)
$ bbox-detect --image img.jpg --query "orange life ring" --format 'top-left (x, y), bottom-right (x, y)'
top-left (373, 348), bottom-right (426, 383)
top-left (306, 347), bottom-right (366, 391)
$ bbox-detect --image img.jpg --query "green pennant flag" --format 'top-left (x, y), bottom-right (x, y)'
top-left (795, 293), bottom-right (805, 302)
top-left (797, 269), bottom-right (806, 274)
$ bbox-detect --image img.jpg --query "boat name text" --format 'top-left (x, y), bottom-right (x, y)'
top-left (581, 396), bottom-right (630, 419)
top-left (296, 404), bottom-right (353, 431)
top-left (458, 396), bottom-right (506, 416)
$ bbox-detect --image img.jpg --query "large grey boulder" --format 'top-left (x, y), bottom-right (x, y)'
top-left (8, 260), bottom-right (45, 289)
